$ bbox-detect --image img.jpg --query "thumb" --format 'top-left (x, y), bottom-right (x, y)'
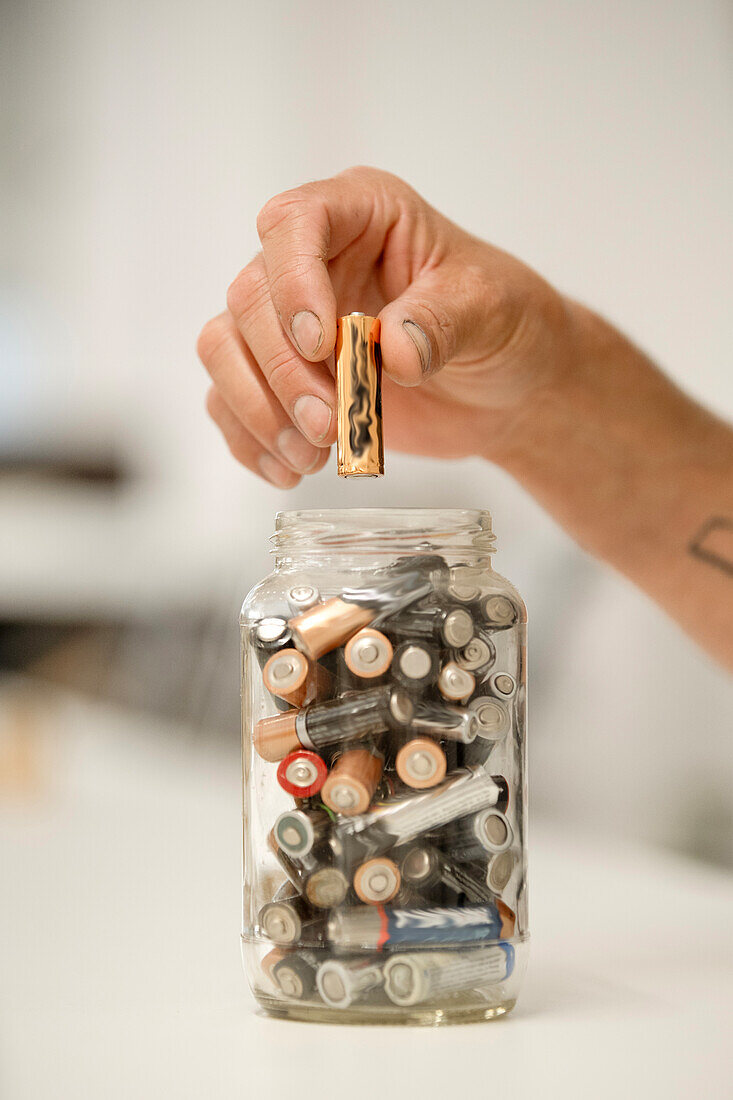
top-left (378, 266), bottom-right (481, 387)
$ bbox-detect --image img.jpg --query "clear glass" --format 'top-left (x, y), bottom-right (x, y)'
top-left (240, 509), bottom-right (528, 1025)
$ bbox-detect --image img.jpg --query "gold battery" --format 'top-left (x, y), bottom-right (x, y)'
top-left (336, 312), bottom-right (384, 477)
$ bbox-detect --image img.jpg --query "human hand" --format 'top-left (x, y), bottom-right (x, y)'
top-left (197, 166), bottom-right (575, 487)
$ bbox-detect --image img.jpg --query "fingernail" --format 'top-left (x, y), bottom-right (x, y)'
top-left (293, 395), bottom-right (332, 444)
top-left (277, 427), bottom-right (320, 473)
top-left (402, 320), bottom-right (431, 374)
top-left (290, 310), bottom-right (324, 358)
top-left (259, 453), bottom-right (297, 488)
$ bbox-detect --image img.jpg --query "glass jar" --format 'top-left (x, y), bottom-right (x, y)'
top-left (240, 508), bottom-right (528, 1025)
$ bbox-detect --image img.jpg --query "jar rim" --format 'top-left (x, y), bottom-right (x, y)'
top-left (272, 508), bottom-right (495, 556)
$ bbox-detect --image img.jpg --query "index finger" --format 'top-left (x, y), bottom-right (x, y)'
top-left (255, 167), bottom-right (400, 361)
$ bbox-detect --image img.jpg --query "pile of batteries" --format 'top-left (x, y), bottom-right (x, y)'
top-left (249, 555), bottom-right (523, 1014)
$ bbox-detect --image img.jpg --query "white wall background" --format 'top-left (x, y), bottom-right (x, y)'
top-left (2, 0), bottom-right (732, 858)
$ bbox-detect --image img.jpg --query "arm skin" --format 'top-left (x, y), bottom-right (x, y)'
top-left (197, 167), bottom-right (733, 671)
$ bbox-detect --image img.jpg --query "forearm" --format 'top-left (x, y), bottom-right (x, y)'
top-left (488, 302), bottom-right (733, 669)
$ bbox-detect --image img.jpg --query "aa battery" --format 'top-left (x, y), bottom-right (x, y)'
top-left (487, 672), bottom-right (516, 698)
top-left (400, 844), bottom-right (495, 904)
top-left (384, 944), bottom-right (515, 1006)
top-left (454, 635), bottom-right (496, 676)
top-left (441, 807), bottom-right (513, 863)
top-left (258, 890), bottom-right (325, 946)
top-left (336, 312), bottom-right (383, 478)
top-left (411, 700), bottom-right (478, 743)
top-left (385, 605), bottom-right (475, 649)
top-left (391, 641), bottom-right (441, 694)
top-left (316, 956), bottom-right (384, 1008)
top-left (445, 566), bottom-right (482, 605)
top-left (340, 567), bottom-right (435, 622)
top-left (469, 695), bottom-right (511, 740)
top-left (276, 749), bottom-right (328, 798)
top-left (272, 950), bottom-right (321, 1000)
top-left (304, 866), bottom-right (350, 909)
top-left (343, 628), bottom-right (393, 680)
top-left (486, 849), bottom-right (519, 895)
top-left (286, 584), bottom-right (321, 614)
top-left (327, 900), bottom-right (516, 950)
top-left (353, 856), bottom-right (402, 904)
top-left (338, 766), bottom-right (508, 852)
top-left (289, 597), bottom-right (375, 660)
top-left (272, 808), bottom-right (331, 859)
top-left (437, 661), bottom-right (476, 703)
top-left (395, 738), bottom-right (447, 789)
top-left (296, 685), bottom-right (414, 752)
top-left (253, 617), bottom-right (293, 667)
top-left (480, 594), bottom-right (518, 629)
top-left (322, 748), bottom-right (383, 815)
top-left (261, 945), bottom-right (291, 983)
top-left (263, 648), bottom-right (331, 707)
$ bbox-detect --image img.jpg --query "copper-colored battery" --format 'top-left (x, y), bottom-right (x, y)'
top-left (344, 628), bottom-right (393, 679)
top-left (395, 737), bottom-right (447, 789)
top-left (253, 710), bottom-right (301, 762)
top-left (353, 857), bottom-right (401, 904)
top-left (321, 748), bottom-right (383, 815)
top-left (336, 312), bottom-right (384, 478)
top-left (289, 597), bottom-right (374, 660)
top-left (262, 648), bottom-right (331, 707)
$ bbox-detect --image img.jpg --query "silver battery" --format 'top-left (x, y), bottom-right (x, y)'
top-left (258, 886), bottom-right (323, 945)
top-left (316, 957), bottom-right (384, 1008)
top-left (272, 950), bottom-right (321, 1000)
top-left (469, 695), bottom-right (511, 740)
top-left (487, 672), bottom-right (516, 698)
top-left (481, 594), bottom-right (518, 628)
top-left (296, 685), bottom-right (414, 751)
top-left (454, 635), bottom-right (496, 675)
top-left (272, 809), bottom-right (330, 859)
top-left (443, 807), bottom-right (513, 861)
top-left (400, 844), bottom-right (494, 903)
top-left (338, 766), bottom-right (506, 851)
top-left (446, 565), bottom-right (482, 604)
top-left (304, 867), bottom-right (349, 909)
top-left (486, 848), bottom-right (519, 894)
top-left (287, 584), bottom-right (321, 614)
top-left (437, 661), bottom-right (476, 703)
top-left (411, 700), bottom-right (478, 743)
top-left (384, 945), bottom-right (513, 1006)
top-left (341, 568), bottom-right (434, 621)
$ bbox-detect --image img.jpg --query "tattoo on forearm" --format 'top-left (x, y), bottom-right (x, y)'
top-left (689, 517), bottom-right (733, 578)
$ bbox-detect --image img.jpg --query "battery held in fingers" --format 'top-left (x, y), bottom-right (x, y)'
top-left (336, 313), bottom-right (383, 478)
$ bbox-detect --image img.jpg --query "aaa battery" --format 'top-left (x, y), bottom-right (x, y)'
top-left (316, 956), bottom-right (384, 1008)
top-left (384, 944), bottom-right (515, 1006)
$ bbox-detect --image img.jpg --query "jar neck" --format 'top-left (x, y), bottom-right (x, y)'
top-left (271, 508), bottom-right (495, 568)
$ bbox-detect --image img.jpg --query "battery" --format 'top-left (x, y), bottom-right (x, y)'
top-left (468, 695), bottom-right (511, 740)
top-left (385, 605), bottom-right (474, 649)
top-left (341, 569), bottom-right (435, 624)
top-left (338, 766), bottom-right (508, 852)
top-left (261, 945), bottom-right (291, 982)
top-left (454, 635), bottom-right (496, 676)
top-left (253, 616), bottom-right (293, 667)
top-left (384, 944), bottom-right (515, 1006)
top-left (286, 584), bottom-right (321, 614)
top-left (391, 641), bottom-right (441, 694)
top-left (353, 856), bottom-right (402, 904)
top-left (487, 672), bottom-right (516, 698)
top-left (441, 806), bottom-right (513, 863)
top-left (336, 312), bottom-right (383, 478)
top-left (486, 848), bottom-right (518, 894)
top-left (445, 566), bottom-right (482, 605)
top-left (316, 956), bottom-right (384, 1008)
top-left (276, 749), bottom-right (328, 798)
top-left (322, 748), bottom-right (383, 815)
top-left (411, 700), bottom-right (478, 743)
top-left (272, 950), bottom-right (321, 1000)
top-left (480, 594), bottom-right (518, 629)
top-left (395, 738), bottom-right (447, 789)
top-left (272, 808), bottom-right (331, 859)
top-left (344, 628), bottom-right (393, 679)
top-left (263, 648), bottom-right (332, 708)
top-left (304, 866), bottom-right (350, 909)
top-left (400, 844), bottom-right (495, 904)
top-left (289, 597), bottom-right (375, 660)
top-left (270, 839), bottom-right (316, 894)
top-left (296, 685), bottom-right (414, 752)
top-left (437, 661), bottom-right (476, 703)
top-left (327, 900), bottom-right (516, 950)
top-left (258, 891), bottom-right (325, 946)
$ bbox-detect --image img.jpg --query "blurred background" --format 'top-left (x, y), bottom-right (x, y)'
top-left (1, 0), bottom-right (732, 1091)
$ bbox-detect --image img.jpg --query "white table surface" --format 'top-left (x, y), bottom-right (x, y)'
top-left (1, 682), bottom-right (731, 1100)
